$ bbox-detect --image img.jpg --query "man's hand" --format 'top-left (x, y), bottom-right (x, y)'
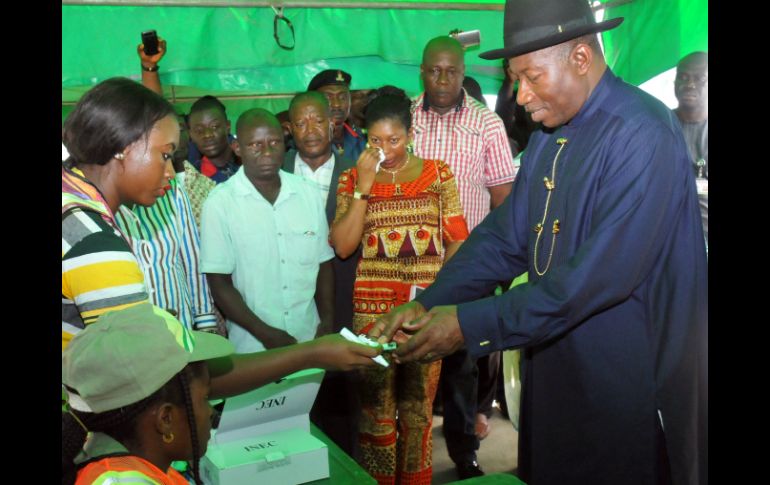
top-left (309, 334), bottom-right (382, 371)
top-left (368, 300), bottom-right (427, 344)
top-left (137, 38), bottom-right (167, 67)
top-left (259, 326), bottom-right (298, 349)
top-left (391, 305), bottom-right (465, 363)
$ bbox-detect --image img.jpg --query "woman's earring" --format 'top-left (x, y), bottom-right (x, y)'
top-left (114, 152), bottom-right (125, 160)
top-left (162, 432), bottom-right (175, 444)
top-left (406, 142), bottom-right (414, 155)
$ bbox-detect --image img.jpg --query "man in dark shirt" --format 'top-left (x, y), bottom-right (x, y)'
top-left (372, 1), bottom-right (707, 484)
top-left (281, 91), bottom-right (361, 459)
top-left (673, 51), bottom-right (708, 246)
top-left (188, 96), bottom-right (240, 183)
top-left (307, 69), bottom-right (366, 161)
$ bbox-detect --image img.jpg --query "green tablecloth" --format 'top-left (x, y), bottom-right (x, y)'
top-left (452, 473), bottom-right (527, 484)
top-left (309, 424), bottom-right (376, 484)
top-left (309, 424), bottom-right (525, 485)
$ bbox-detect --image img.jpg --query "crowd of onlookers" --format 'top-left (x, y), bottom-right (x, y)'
top-left (61, 6), bottom-right (707, 482)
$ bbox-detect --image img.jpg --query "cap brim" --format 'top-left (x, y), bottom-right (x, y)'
top-left (479, 17), bottom-right (624, 60)
top-left (189, 330), bottom-right (234, 363)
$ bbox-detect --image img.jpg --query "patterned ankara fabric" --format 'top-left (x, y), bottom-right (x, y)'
top-left (334, 159), bottom-right (469, 485)
top-left (412, 90), bottom-right (516, 230)
top-left (178, 160), bottom-right (216, 228)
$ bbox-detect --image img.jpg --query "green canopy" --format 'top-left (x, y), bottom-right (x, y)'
top-left (62, 0), bottom-right (707, 122)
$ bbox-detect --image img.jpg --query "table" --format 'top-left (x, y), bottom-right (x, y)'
top-left (309, 424), bottom-right (376, 484)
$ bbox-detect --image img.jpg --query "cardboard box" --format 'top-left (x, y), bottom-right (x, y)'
top-left (201, 428), bottom-right (329, 485)
top-left (200, 368), bottom-right (329, 484)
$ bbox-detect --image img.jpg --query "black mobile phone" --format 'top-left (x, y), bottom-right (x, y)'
top-left (141, 30), bottom-right (159, 56)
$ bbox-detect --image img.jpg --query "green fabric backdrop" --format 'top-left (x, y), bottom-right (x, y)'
top-left (62, 1), bottom-right (707, 123)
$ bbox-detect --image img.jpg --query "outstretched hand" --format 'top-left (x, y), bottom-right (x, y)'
top-left (310, 334), bottom-right (382, 371)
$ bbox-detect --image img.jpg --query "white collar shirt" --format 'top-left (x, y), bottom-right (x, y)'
top-left (294, 152), bottom-right (335, 203)
top-left (199, 169), bottom-right (335, 353)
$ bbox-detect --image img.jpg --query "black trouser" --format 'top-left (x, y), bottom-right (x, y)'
top-left (310, 369), bottom-right (362, 461)
top-left (476, 351), bottom-right (501, 418)
top-left (309, 249), bottom-right (361, 460)
top-left (441, 347), bottom-right (480, 464)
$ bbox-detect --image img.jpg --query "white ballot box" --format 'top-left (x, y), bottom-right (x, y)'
top-left (200, 368), bottom-right (329, 485)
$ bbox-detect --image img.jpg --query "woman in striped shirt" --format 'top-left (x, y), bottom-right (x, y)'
top-left (62, 77), bottom-right (178, 347)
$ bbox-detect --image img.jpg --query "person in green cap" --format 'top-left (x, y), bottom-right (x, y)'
top-left (62, 303), bottom-right (380, 485)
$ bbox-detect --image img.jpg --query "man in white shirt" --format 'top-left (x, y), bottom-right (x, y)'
top-left (200, 109), bottom-right (335, 353)
top-left (280, 91), bottom-right (362, 460)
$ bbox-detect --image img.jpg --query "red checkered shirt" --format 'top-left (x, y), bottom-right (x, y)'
top-left (412, 90), bottom-right (516, 230)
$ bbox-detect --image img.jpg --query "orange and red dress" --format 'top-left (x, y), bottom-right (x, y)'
top-left (334, 158), bottom-right (469, 485)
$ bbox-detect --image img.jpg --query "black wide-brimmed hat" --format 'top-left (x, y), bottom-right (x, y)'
top-left (479, 0), bottom-right (624, 60)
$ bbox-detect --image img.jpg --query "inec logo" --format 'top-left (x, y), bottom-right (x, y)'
top-left (255, 395), bottom-right (287, 410)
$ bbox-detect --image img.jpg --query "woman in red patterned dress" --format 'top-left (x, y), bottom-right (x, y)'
top-left (331, 86), bottom-right (469, 485)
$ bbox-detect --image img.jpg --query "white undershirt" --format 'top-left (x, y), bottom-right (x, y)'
top-left (294, 153), bottom-right (335, 203)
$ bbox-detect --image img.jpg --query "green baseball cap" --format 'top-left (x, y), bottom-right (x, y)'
top-left (62, 303), bottom-right (234, 414)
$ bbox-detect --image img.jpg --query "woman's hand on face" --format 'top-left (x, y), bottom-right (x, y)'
top-left (355, 146), bottom-right (382, 194)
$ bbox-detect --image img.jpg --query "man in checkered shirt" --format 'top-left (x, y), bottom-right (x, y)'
top-left (411, 35), bottom-right (517, 480)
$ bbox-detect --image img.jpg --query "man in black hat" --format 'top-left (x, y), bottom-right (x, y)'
top-left (307, 69), bottom-right (367, 161)
top-left (371, 1), bottom-right (707, 484)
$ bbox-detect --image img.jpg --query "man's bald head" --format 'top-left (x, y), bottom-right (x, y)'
top-left (235, 108), bottom-right (281, 139)
top-left (422, 36), bottom-right (465, 65)
top-left (288, 91), bottom-right (334, 163)
top-left (421, 36), bottom-right (467, 114)
top-left (289, 91), bottom-right (330, 119)
top-left (674, 51), bottom-right (708, 120)
top-left (677, 51), bottom-right (708, 70)
top-left (234, 108), bottom-right (285, 183)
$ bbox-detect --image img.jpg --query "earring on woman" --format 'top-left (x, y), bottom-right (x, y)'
top-left (114, 152), bottom-right (125, 160)
top-left (162, 432), bottom-right (175, 444)
top-left (406, 142), bottom-right (414, 155)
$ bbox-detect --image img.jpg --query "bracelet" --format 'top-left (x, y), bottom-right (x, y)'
top-left (141, 64), bottom-right (159, 72)
top-left (353, 190), bottom-right (370, 200)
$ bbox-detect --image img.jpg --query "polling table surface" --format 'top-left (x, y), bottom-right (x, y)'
top-left (309, 423), bottom-right (376, 484)
top-left (309, 424), bottom-right (526, 485)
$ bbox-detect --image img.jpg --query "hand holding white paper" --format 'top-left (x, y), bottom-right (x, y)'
top-left (340, 327), bottom-right (389, 367)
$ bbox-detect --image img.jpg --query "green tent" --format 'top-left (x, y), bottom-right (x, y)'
top-left (62, 0), bottom-right (707, 123)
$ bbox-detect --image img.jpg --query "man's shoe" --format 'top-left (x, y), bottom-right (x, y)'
top-left (456, 460), bottom-right (485, 480)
